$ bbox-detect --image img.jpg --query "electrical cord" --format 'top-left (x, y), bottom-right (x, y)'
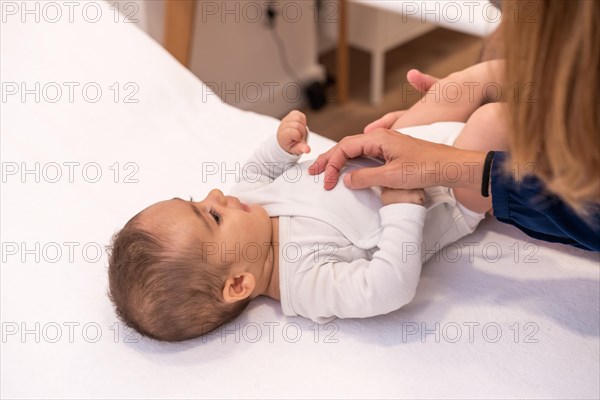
top-left (269, 22), bottom-right (302, 84)
top-left (266, 1), bottom-right (328, 110)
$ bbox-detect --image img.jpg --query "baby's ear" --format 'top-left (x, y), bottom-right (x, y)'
top-left (222, 272), bottom-right (255, 303)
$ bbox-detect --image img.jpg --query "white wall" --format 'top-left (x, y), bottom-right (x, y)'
top-left (188, 1), bottom-right (324, 117)
top-left (109, 0), bottom-right (164, 44)
top-left (109, 0), bottom-right (324, 118)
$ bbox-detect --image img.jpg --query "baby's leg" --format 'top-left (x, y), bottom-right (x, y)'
top-left (453, 102), bottom-right (509, 150)
top-left (390, 87), bottom-right (472, 131)
top-left (390, 68), bottom-right (497, 131)
top-left (453, 102), bottom-right (510, 214)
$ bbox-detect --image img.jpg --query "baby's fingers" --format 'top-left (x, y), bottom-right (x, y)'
top-left (283, 110), bottom-right (307, 126)
top-left (289, 142), bottom-right (311, 155)
top-left (282, 126), bottom-right (307, 144)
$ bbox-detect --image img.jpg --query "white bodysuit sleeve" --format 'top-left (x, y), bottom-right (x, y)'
top-left (289, 204), bottom-right (426, 322)
top-left (231, 135), bottom-right (301, 193)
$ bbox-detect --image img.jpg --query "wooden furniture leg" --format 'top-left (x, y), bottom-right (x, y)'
top-left (164, 0), bottom-right (196, 66)
top-left (337, 0), bottom-right (348, 103)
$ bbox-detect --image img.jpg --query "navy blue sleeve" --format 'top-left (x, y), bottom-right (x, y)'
top-left (490, 152), bottom-right (600, 252)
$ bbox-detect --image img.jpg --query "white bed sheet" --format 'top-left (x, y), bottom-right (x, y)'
top-left (1, 1), bottom-right (598, 399)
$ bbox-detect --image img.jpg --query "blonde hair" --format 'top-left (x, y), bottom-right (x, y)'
top-left (503, 0), bottom-right (599, 212)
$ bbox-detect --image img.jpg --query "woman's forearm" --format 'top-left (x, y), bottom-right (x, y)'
top-left (437, 146), bottom-right (487, 191)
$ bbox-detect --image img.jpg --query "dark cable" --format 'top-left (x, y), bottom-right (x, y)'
top-left (270, 24), bottom-right (302, 84)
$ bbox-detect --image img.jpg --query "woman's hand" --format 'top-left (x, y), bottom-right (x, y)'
top-left (277, 110), bottom-right (311, 155)
top-left (308, 128), bottom-right (486, 191)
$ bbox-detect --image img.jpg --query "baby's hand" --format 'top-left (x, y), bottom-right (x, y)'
top-left (277, 110), bottom-right (310, 155)
top-left (381, 187), bottom-right (426, 206)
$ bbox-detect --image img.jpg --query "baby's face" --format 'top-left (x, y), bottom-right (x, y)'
top-left (138, 189), bottom-right (273, 266)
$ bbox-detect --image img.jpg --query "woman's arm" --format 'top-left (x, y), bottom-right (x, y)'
top-left (308, 130), bottom-right (600, 251)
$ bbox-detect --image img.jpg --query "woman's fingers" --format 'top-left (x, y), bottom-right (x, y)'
top-left (310, 129), bottom-right (481, 192)
top-left (308, 146), bottom-right (334, 175)
top-left (311, 133), bottom-right (389, 190)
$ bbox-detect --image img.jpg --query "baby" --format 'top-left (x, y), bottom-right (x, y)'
top-left (108, 109), bottom-right (499, 342)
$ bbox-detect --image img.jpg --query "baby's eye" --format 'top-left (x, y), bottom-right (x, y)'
top-left (209, 208), bottom-right (221, 225)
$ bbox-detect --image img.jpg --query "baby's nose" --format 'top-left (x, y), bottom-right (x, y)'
top-left (209, 189), bottom-right (226, 204)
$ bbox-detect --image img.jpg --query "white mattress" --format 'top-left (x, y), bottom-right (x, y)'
top-left (1, 1), bottom-right (598, 399)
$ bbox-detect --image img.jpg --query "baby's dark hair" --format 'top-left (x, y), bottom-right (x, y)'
top-left (107, 213), bottom-right (250, 341)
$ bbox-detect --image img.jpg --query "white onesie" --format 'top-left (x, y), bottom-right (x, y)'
top-left (230, 122), bottom-right (484, 323)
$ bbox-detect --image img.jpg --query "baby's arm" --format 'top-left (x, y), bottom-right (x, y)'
top-left (232, 111), bottom-right (309, 190)
top-left (276, 110), bottom-right (310, 155)
top-left (292, 195), bottom-right (426, 321)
